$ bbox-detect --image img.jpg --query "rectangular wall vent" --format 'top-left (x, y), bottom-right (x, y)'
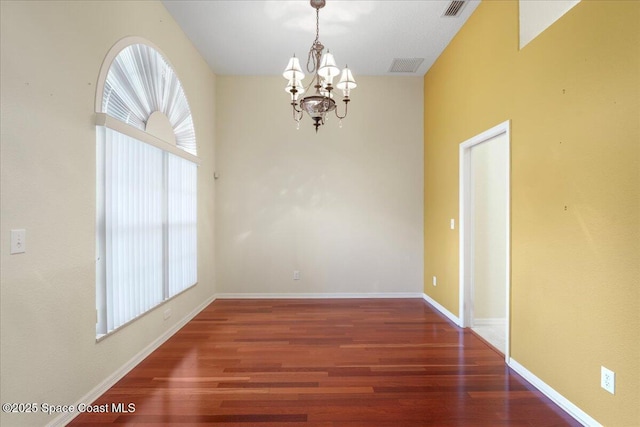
top-left (388, 58), bottom-right (425, 73)
top-left (443, 0), bottom-right (466, 17)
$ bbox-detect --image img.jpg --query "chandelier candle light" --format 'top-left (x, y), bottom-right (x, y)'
top-left (283, 0), bottom-right (357, 132)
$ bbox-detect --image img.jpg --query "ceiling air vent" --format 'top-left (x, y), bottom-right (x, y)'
top-left (443, 0), bottom-right (466, 17)
top-left (388, 58), bottom-right (425, 73)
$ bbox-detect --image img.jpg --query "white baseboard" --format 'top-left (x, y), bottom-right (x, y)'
top-left (508, 358), bottom-right (601, 427)
top-left (215, 292), bottom-right (424, 299)
top-left (473, 318), bottom-right (505, 326)
top-left (422, 293), bottom-right (461, 326)
top-left (49, 295), bottom-right (216, 427)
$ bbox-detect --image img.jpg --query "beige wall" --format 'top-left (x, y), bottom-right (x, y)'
top-left (0, 1), bottom-right (216, 426)
top-left (215, 76), bottom-right (424, 295)
top-left (424, 1), bottom-right (639, 425)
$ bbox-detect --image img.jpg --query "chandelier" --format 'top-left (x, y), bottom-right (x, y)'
top-left (283, 0), bottom-right (357, 132)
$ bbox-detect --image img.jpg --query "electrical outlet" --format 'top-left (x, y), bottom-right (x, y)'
top-left (293, 270), bottom-right (301, 280)
top-left (432, 276), bottom-right (437, 286)
top-left (601, 366), bottom-right (615, 394)
top-left (163, 308), bottom-right (172, 320)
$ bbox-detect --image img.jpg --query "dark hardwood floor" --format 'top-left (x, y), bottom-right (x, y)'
top-left (70, 299), bottom-right (580, 426)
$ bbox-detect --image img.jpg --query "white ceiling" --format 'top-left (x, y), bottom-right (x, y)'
top-left (161, 0), bottom-right (481, 77)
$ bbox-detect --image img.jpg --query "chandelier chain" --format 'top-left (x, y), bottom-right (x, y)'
top-left (307, 7), bottom-right (322, 74)
top-left (315, 6), bottom-right (320, 43)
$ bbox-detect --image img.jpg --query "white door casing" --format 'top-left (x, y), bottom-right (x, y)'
top-left (459, 120), bottom-right (511, 361)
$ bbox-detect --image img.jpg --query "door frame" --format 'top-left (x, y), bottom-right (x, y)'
top-left (458, 120), bottom-right (511, 362)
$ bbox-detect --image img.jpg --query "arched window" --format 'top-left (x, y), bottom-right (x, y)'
top-left (95, 38), bottom-right (199, 338)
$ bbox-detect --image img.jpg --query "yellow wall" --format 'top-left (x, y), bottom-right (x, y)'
top-left (424, 1), bottom-right (639, 426)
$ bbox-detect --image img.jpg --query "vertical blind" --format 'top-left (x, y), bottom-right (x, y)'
top-left (167, 153), bottom-right (198, 296)
top-left (97, 128), bottom-right (197, 336)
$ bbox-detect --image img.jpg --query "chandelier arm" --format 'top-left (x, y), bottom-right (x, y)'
top-left (291, 103), bottom-right (304, 124)
top-left (334, 99), bottom-right (349, 120)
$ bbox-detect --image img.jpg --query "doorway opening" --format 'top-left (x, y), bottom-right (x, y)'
top-left (459, 121), bottom-right (510, 360)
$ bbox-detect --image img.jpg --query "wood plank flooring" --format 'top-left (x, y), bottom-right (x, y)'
top-left (70, 299), bottom-right (580, 426)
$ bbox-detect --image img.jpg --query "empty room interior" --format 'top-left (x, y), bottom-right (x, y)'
top-left (0, 0), bottom-right (638, 426)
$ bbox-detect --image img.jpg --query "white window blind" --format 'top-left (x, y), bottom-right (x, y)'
top-left (96, 41), bottom-right (198, 338)
top-left (167, 154), bottom-right (198, 296)
top-left (103, 129), bottom-right (164, 332)
top-left (101, 44), bottom-right (197, 155)
top-left (96, 128), bottom-right (198, 336)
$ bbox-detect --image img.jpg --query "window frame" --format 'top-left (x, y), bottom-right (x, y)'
top-left (95, 37), bottom-right (200, 340)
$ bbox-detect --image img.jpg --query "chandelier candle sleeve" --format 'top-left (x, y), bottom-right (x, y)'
top-left (283, 0), bottom-right (356, 132)
top-left (285, 79), bottom-right (305, 101)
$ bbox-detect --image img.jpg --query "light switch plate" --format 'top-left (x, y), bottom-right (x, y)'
top-left (10, 229), bottom-right (26, 254)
